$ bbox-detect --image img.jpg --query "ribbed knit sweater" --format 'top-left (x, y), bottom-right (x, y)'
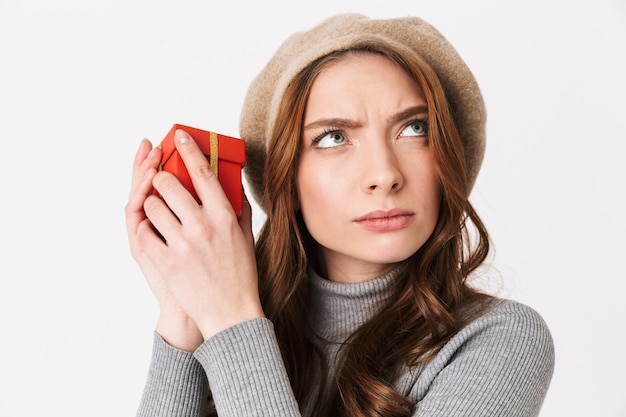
top-left (137, 267), bottom-right (554, 417)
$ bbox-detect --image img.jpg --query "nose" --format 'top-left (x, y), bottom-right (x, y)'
top-left (359, 140), bottom-right (404, 194)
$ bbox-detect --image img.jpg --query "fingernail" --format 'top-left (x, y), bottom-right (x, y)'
top-left (175, 129), bottom-right (190, 144)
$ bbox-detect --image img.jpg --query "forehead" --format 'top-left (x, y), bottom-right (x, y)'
top-left (304, 53), bottom-right (425, 119)
top-left (314, 52), bottom-right (414, 85)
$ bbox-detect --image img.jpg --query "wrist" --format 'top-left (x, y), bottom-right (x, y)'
top-left (156, 308), bottom-right (204, 352)
top-left (196, 303), bottom-right (266, 340)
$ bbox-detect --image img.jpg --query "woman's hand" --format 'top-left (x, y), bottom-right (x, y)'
top-left (132, 129), bottom-right (264, 342)
top-left (125, 138), bottom-right (204, 351)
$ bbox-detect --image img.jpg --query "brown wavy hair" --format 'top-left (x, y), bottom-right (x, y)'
top-left (250, 41), bottom-right (491, 417)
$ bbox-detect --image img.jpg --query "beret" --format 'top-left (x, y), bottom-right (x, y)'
top-left (239, 13), bottom-right (486, 210)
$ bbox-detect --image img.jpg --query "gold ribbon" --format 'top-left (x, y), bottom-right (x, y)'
top-left (209, 131), bottom-right (219, 177)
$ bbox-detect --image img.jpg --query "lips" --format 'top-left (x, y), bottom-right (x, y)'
top-left (353, 209), bottom-right (415, 231)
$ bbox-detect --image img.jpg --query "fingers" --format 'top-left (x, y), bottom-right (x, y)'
top-left (151, 168), bottom-right (200, 223)
top-left (136, 215), bottom-right (168, 256)
top-left (126, 139), bottom-right (162, 237)
top-left (149, 128), bottom-right (234, 244)
top-left (129, 139), bottom-right (161, 197)
top-left (142, 193), bottom-right (187, 244)
top-left (173, 129), bottom-right (232, 213)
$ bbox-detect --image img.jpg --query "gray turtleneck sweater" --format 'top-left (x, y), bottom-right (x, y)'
top-left (136, 268), bottom-right (554, 417)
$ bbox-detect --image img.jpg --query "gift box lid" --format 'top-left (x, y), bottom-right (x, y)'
top-left (160, 123), bottom-right (246, 167)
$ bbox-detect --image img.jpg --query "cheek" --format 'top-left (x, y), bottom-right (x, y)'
top-left (296, 159), bottom-right (349, 227)
top-left (404, 154), bottom-right (441, 219)
top-left (424, 167), bottom-right (441, 206)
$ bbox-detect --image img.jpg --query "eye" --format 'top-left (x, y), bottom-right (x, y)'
top-left (400, 120), bottom-right (428, 137)
top-left (313, 130), bottom-right (347, 148)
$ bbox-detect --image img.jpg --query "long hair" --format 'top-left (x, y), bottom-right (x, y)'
top-left (253, 42), bottom-right (493, 417)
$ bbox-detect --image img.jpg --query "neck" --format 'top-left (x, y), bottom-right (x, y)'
top-left (307, 265), bottom-right (404, 342)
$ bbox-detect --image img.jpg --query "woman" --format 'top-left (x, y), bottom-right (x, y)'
top-left (126, 14), bottom-right (554, 417)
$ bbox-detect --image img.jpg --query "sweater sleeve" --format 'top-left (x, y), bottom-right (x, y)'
top-left (410, 300), bottom-right (555, 417)
top-left (136, 333), bottom-right (209, 417)
top-left (193, 318), bottom-right (302, 417)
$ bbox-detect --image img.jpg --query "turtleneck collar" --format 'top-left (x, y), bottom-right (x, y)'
top-left (307, 265), bottom-right (405, 344)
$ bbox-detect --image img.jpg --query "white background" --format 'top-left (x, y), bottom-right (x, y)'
top-left (0, 1), bottom-right (624, 416)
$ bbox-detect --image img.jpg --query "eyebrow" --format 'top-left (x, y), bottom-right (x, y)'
top-left (303, 105), bottom-right (428, 131)
top-left (387, 105), bottom-right (428, 124)
top-left (303, 117), bottom-right (362, 131)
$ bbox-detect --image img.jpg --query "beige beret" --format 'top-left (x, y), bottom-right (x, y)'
top-left (240, 13), bottom-right (486, 209)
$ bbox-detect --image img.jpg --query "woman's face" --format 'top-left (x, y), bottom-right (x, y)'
top-left (297, 53), bottom-right (441, 283)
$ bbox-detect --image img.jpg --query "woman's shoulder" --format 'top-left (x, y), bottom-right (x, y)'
top-left (403, 298), bottom-right (555, 414)
top-left (413, 297), bottom-right (555, 382)
top-left (454, 297), bottom-right (554, 348)
top-left (475, 298), bottom-right (552, 336)
top-left (444, 297), bottom-right (555, 370)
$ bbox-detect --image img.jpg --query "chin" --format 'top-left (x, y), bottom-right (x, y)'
top-left (364, 247), bottom-right (418, 266)
top-left (370, 237), bottom-right (425, 260)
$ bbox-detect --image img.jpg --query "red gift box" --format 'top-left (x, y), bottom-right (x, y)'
top-left (153, 124), bottom-right (246, 216)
